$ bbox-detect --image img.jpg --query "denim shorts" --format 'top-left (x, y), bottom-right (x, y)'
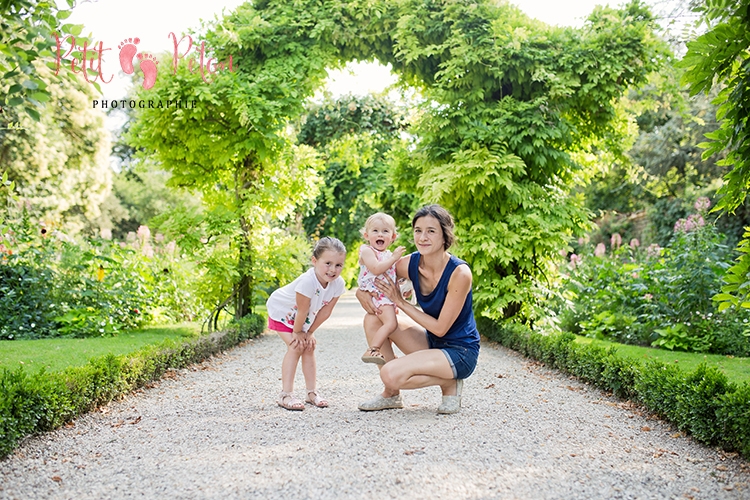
top-left (427, 334), bottom-right (479, 380)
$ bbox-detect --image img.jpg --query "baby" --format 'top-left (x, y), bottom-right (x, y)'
top-left (358, 212), bottom-right (405, 365)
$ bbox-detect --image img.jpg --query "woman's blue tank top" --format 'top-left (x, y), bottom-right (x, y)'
top-left (407, 252), bottom-right (480, 350)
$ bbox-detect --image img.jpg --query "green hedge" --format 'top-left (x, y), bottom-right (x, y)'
top-left (0, 313), bottom-right (265, 458)
top-left (478, 317), bottom-right (750, 459)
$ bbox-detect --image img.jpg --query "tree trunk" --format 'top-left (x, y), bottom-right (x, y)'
top-left (233, 156), bottom-right (259, 319)
top-left (235, 213), bottom-right (253, 319)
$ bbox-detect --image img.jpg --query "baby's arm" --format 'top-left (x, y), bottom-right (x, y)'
top-left (360, 245), bottom-right (406, 276)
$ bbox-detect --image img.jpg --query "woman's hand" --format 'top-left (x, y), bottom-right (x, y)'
top-left (355, 288), bottom-right (381, 315)
top-left (374, 274), bottom-right (403, 306)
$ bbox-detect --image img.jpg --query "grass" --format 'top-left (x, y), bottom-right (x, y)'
top-left (0, 323), bottom-right (201, 373)
top-left (576, 336), bottom-right (750, 385)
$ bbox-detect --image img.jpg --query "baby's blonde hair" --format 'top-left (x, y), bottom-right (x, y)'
top-left (361, 212), bottom-right (397, 238)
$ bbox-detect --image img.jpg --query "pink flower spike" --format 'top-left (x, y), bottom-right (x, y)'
top-left (694, 197), bottom-right (711, 212)
top-left (594, 243), bottom-right (606, 257)
top-left (137, 225), bottom-right (151, 241)
top-left (569, 254), bottom-right (582, 269)
top-left (610, 233), bottom-right (622, 248)
top-left (629, 238), bottom-right (640, 248)
top-left (687, 214), bottom-right (705, 229)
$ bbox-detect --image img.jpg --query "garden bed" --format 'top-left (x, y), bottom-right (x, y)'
top-left (0, 314), bottom-right (264, 459)
top-left (479, 317), bottom-right (750, 460)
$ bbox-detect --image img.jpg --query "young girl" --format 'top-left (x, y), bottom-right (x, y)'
top-left (358, 213), bottom-right (405, 365)
top-left (266, 237), bottom-right (347, 411)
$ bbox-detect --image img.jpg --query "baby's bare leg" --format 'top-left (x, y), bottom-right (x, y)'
top-left (370, 305), bottom-right (398, 349)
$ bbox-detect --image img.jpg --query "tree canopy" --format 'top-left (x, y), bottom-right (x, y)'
top-left (0, 0), bottom-right (87, 121)
top-left (128, 0), bottom-right (666, 321)
top-left (679, 0), bottom-right (750, 309)
top-left (0, 66), bottom-right (111, 235)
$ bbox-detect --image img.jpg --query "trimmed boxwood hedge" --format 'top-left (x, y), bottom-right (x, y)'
top-left (0, 313), bottom-right (265, 459)
top-left (477, 317), bottom-right (750, 459)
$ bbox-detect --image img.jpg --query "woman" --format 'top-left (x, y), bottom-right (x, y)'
top-left (356, 204), bottom-right (480, 414)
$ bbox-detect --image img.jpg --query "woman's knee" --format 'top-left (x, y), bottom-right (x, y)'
top-left (379, 363), bottom-right (400, 390)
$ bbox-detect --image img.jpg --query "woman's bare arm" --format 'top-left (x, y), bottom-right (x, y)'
top-left (376, 265), bottom-right (472, 337)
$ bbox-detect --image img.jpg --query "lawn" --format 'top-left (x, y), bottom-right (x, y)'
top-left (576, 336), bottom-right (750, 385)
top-left (0, 323), bottom-right (201, 373)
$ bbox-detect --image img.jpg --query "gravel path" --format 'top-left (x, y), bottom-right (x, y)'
top-left (1, 292), bottom-right (749, 499)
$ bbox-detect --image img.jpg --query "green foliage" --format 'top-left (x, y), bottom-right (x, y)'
top-left (0, 198), bottom-right (204, 339)
top-left (224, 314), bottom-right (265, 340)
top-left (127, 40), bottom-right (325, 316)
top-left (715, 227), bottom-right (750, 311)
top-left (679, 0), bottom-right (750, 308)
top-left (0, 313), bottom-right (264, 458)
top-left (555, 202), bottom-right (750, 355)
top-left (299, 94), bottom-right (416, 285)
top-left (0, 68), bottom-right (112, 236)
top-left (387, 0), bottom-right (667, 320)
top-left (478, 316), bottom-right (750, 459)
top-left (581, 73), bottom-right (732, 251)
top-left (127, 0), bottom-right (666, 322)
top-left (0, 0), bottom-right (90, 121)
top-left (103, 162), bottom-right (203, 241)
top-left (645, 197), bottom-right (691, 247)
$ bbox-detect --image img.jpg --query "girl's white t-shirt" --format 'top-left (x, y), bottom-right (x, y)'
top-left (266, 268), bottom-right (346, 332)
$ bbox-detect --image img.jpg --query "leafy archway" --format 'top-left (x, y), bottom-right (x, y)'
top-left (128, 0), bottom-right (665, 321)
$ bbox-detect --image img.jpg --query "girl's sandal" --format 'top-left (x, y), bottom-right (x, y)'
top-left (361, 346), bottom-right (386, 366)
top-left (277, 391), bottom-right (304, 411)
top-left (305, 390), bottom-right (329, 408)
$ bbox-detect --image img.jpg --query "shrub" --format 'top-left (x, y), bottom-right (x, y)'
top-left (479, 317), bottom-right (750, 459)
top-left (0, 206), bottom-right (205, 339)
top-left (555, 201), bottom-right (750, 355)
top-left (0, 312), bottom-right (264, 458)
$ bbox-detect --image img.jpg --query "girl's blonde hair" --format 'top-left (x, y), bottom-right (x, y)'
top-left (360, 212), bottom-right (397, 238)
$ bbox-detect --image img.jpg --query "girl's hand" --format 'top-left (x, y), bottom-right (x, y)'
top-left (305, 333), bottom-right (317, 351)
top-left (355, 288), bottom-right (381, 315)
top-left (291, 331), bottom-right (306, 352)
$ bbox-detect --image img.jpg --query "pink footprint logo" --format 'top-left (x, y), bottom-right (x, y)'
top-left (136, 53), bottom-right (158, 90)
top-left (117, 37), bottom-right (141, 74)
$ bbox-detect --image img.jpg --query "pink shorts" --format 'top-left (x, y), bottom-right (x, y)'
top-left (268, 318), bottom-right (293, 333)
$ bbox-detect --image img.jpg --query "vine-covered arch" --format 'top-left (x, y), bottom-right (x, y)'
top-left (129, 0), bottom-right (664, 320)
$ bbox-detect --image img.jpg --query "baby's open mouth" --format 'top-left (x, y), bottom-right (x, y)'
top-left (376, 239), bottom-right (385, 246)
